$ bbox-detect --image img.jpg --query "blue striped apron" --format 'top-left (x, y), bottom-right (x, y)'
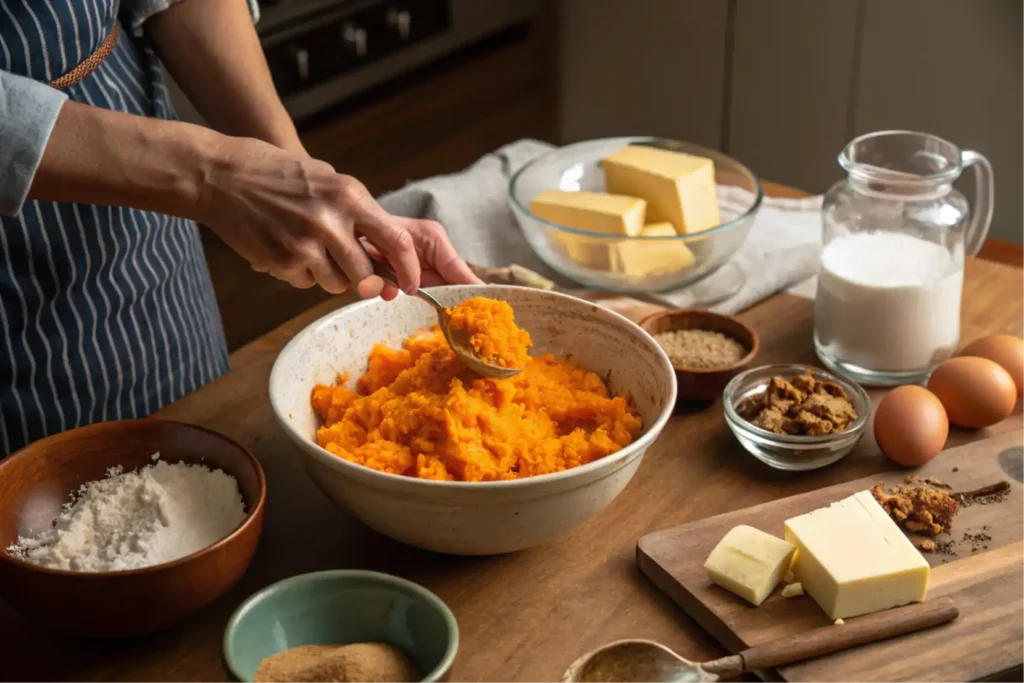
top-left (0, 0), bottom-right (230, 457)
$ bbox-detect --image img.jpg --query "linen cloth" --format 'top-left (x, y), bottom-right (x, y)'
top-left (379, 139), bottom-right (823, 314)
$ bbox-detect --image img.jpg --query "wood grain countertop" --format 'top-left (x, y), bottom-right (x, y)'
top-left (2, 192), bottom-right (1021, 681)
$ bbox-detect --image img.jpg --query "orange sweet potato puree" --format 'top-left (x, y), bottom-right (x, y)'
top-left (311, 328), bottom-right (643, 481)
top-left (445, 296), bottom-right (532, 368)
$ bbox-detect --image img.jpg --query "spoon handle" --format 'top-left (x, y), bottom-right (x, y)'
top-left (370, 259), bottom-right (445, 312)
top-left (370, 258), bottom-right (401, 288)
top-left (702, 598), bottom-right (959, 679)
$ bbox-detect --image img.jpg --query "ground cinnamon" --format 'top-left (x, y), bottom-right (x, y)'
top-left (253, 642), bottom-right (421, 682)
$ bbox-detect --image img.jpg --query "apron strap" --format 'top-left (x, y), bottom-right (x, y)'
top-left (48, 23), bottom-right (119, 90)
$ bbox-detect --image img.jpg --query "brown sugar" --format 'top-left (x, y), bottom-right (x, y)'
top-left (254, 643), bottom-right (421, 683)
top-left (870, 482), bottom-right (959, 537)
top-left (737, 371), bottom-right (858, 436)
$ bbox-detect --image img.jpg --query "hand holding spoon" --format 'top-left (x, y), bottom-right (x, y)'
top-left (562, 598), bottom-right (958, 682)
top-left (371, 260), bottom-right (524, 379)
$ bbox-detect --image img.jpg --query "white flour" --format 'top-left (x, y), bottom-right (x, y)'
top-left (7, 457), bottom-right (246, 572)
top-left (814, 231), bottom-right (963, 373)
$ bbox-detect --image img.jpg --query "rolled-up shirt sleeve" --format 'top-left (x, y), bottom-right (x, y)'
top-left (0, 71), bottom-right (68, 217)
top-left (122, 0), bottom-right (260, 36)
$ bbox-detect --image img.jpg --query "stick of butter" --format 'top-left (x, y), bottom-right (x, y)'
top-left (784, 490), bottom-right (930, 620)
top-left (704, 525), bottom-right (796, 606)
top-left (602, 146), bottom-right (720, 234)
top-left (610, 222), bottom-right (696, 279)
top-left (530, 190), bottom-right (646, 236)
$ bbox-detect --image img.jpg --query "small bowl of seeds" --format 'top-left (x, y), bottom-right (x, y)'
top-left (639, 309), bottom-right (759, 403)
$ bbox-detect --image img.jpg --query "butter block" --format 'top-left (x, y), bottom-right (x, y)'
top-left (554, 232), bottom-right (613, 269)
top-left (602, 146), bottom-right (720, 234)
top-left (530, 190), bottom-right (646, 236)
top-left (610, 222), bottom-right (696, 278)
top-left (704, 525), bottom-right (797, 606)
top-left (784, 490), bottom-right (929, 620)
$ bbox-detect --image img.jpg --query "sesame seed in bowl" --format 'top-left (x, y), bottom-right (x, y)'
top-left (638, 309), bottom-right (759, 403)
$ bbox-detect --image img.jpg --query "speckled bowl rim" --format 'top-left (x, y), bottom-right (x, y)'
top-left (269, 285), bottom-right (678, 489)
top-left (222, 569), bottom-right (459, 682)
top-left (507, 136), bottom-right (764, 241)
top-left (722, 363), bottom-right (871, 445)
top-left (0, 418), bottom-right (267, 579)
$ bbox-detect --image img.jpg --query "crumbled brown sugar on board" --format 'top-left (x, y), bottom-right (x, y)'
top-left (871, 481), bottom-right (959, 537)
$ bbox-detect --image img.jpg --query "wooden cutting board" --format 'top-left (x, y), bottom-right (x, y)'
top-left (637, 430), bottom-right (1024, 683)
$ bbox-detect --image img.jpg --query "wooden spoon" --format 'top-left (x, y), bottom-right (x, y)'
top-left (561, 598), bottom-right (959, 682)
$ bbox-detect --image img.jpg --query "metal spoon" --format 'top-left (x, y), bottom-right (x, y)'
top-left (370, 260), bottom-right (523, 379)
top-left (561, 598), bottom-right (958, 682)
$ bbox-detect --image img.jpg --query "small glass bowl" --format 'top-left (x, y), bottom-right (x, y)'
top-left (722, 364), bottom-right (871, 471)
top-left (507, 136), bottom-right (762, 294)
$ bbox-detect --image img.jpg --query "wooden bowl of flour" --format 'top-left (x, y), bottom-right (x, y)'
top-left (0, 419), bottom-right (266, 637)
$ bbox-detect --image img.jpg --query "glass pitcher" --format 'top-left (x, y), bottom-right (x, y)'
top-left (814, 130), bottom-right (994, 386)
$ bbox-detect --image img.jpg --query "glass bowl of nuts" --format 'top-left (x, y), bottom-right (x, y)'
top-left (723, 364), bottom-right (871, 471)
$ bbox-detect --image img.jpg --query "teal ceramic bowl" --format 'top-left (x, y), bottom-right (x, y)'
top-left (223, 570), bottom-right (458, 682)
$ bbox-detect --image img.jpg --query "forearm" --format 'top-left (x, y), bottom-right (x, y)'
top-left (27, 100), bottom-right (225, 219)
top-left (144, 0), bottom-right (303, 154)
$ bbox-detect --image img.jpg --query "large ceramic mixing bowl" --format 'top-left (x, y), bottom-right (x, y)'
top-left (269, 286), bottom-right (677, 555)
top-left (509, 136), bottom-right (763, 293)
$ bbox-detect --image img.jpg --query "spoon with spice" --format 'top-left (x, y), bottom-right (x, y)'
top-left (370, 260), bottom-right (526, 379)
top-left (561, 599), bottom-right (958, 682)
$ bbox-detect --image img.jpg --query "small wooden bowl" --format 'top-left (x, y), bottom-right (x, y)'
top-left (639, 309), bottom-right (759, 402)
top-left (0, 419), bottom-right (266, 637)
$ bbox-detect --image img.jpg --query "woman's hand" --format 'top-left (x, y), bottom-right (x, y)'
top-left (194, 135), bottom-right (480, 298)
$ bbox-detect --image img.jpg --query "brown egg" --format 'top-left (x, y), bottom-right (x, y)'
top-left (927, 356), bottom-right (1017, 429)
top-left (874, 386), bottom-right (948, 467)
top-left (959, 334), bottom-right (1024, 398)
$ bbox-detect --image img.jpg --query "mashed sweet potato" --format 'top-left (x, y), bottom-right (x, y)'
top-left (311, 328), bottom-right (643, 481)
top-left (445, 296), bottom-right (532, 368)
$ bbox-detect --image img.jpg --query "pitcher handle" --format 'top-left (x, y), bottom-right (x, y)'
top-left (961, 149), bottom-right (994, 256)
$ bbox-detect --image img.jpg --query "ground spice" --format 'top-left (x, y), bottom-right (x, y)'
top-left (653, 328), bottom-right (747, 369)
top-left (953, 481), bottom-right (1012, 508)
top-left (962, 529), bottom-right (993, 553)
top-left (918, 539), bottom-right (956, 556)
top-left (253, 643), bottom-right (420, 683)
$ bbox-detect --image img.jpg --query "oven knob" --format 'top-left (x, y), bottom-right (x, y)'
top-left (386, 8), bottom-right (411, 40)
top-left (342, 23), bottom-right (368, 58)
top-left (288, 46), bottom-right (311, 81)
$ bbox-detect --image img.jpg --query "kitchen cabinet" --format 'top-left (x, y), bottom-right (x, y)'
top-left (558, 0), bottom-right (728, 150)
top-left (558, 0), bottom-right (1022, 243)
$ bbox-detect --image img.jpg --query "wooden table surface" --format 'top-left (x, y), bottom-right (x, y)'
top-left (2, 258), bottom-right (1022, 679)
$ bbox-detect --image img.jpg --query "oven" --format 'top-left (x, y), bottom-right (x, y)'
top-left (167, 0), bottom-right (538, 123)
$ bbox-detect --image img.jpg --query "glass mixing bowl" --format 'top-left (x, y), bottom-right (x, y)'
top-left (508, 137), bottom-right (763, 293)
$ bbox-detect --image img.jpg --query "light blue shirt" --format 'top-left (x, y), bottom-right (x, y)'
top-left (0, 0), bottom-right (259, 216)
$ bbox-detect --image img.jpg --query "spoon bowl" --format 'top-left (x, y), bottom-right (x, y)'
top-left (562, 639), bottom-right (707, 682)
top-left (561, 599), bottom-right (958, 682)
top-left (372, 261), bottom-right (524, 379)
